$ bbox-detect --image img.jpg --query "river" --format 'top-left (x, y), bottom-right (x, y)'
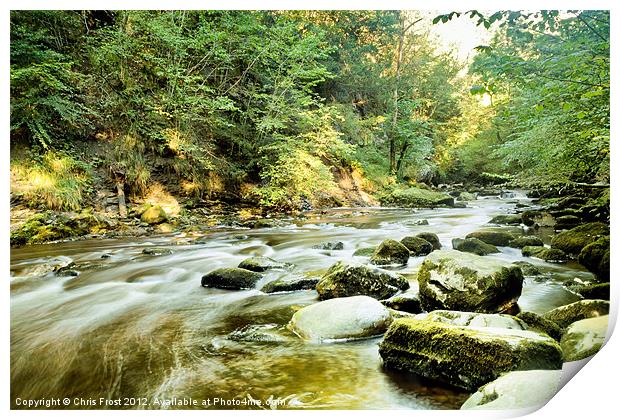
top-left (10, 193), bottom-right (591, 409)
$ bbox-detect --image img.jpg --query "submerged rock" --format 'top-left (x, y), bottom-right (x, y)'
top-left (521, 246), bottom-right (568, 262)
top-left (201, 267), bottom-right (262, 290)
top-left (400, 236), bottom-right (433, 256)
top-left (370, 239), bottom-right (410, 266)
top-left (465, 230), bottom-right (515, 246)
top-left (578, 236), bottom-right (609, 281)
top-left (508, 236), bottom-right (544, 248)
top-left (451, 238), bottom-right (499, 256)
top-left (238, 256), bottom-right (288, 272)
top-left (381, 292), bottom-right (422, 314)
top-left (288, 296), bottom-right (392, 342)
top-left (141, 247), bottom-right (173, 256)
top-left (316, 261), bottom-right (409, 300)
top-left (415, 232), bottom-right (441, 250)
top-left (542, 299), bottom-right (609, 328)
top-left (418, 250), bottom-right (523, 313)
top-left (515, 311), bottom-right (563, 341)
top-left (228, 324), bottom-right (288, 343)
top-left (461, 370), bottom-right (562, 410)
top-left (489, 214), bottom-right (522, 225)
top-left (561, 315), bottom-right (608, 361)
top-left (550, 222), bottom-right (609, 256)
top-left (312, 241), bottom-right (344, 250)
top-left (261, 276), bottom-right (319, 293)
top-left (378, 318), bottom-right (563, 391)
top-left (140, 205), bottom-right (168, 225)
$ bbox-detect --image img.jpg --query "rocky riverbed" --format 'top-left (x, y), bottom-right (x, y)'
top-left (10, 190), bottom-right (610, 409)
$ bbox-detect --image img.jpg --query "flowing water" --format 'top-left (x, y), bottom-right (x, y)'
top-left (10, 194), bottom-right (592, 409)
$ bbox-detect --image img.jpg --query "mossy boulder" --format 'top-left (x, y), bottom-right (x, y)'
top-left (400, 236), bottom-right (433, 256)
top-left (379, 186), bottom-right (454, 208)
top-left (415, 310), bottom-right (527, 330)
top-left (511, 261), bottom-right (542, 276)
top-left (201, 267), bottom-right (262, 290)
top-left (381, 292), bottom-right (422, 314)
top-left (465, 230), bottom-right (515, 246)
top-left (571, 283), bottom-right (610, 300)
top-left (451, 238), bottom-right (499, 256)
top-left (578, 236), bottom-right (609, 281)
top-left (461, 370), bottom-right (562, 410)
top-left (238, 256), bottom-right (288, 272)
top-left (261, 276), bottom-right (319, 293)
top-left (515, 311), bottom-right (563, 341)
top-left (140, 205), bottom-right (168, 225)
top-left (550, 222), bottom-right (609, 256)
top-left (508, 236), bottom-right (544, 248)
top-left (416, 232), bottom-right (441, 250)
top-left (560, 315), bottom-right (608, 362)
top-left (489, 214), bottom-right (522, 225)
top-left (316, 261), bottom-right (409, 300)
top-left (370, 239), bottom-right (410, 265)
top-left (288, 296), bottom-right (392, 342)
top-left (521, 246), bottom-right (568, 262)
top-left (542, 299), bottom-right (609, 328)
top-left (378, 318), bottom-right (563, 391)
top-left (417, 250), bottom-right (523, 313)
top-left (352, 247), bottom-right (376, 257)
top-left (457, 192), bottom-right (477, 201)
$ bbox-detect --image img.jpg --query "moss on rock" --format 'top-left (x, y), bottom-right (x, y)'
top-left (521, 246), bottom-right (568, 262)
top-left (466, 230), bottom-right (515, 246)
top-left (515, 311), bottom-right (563, 341)
top-left (571, 283), bottom-right (610, 300)
top-left (400, 236), bottom-right (433, 256)
top-left (261, 276), bottom-right (319, 293)
top-left (578, 236), bottom-right (609, 281)
top-left (416, 232), bottom-right (441, 250)
top-left (140, 205), bottom-right (168, 225)
top-left (560, 315), bottom-right (608, 361)
top-left (378, 318), bottom-right (563, 391)
top-left (316, 261), bottom-right (409, 300)
top-left (550, 222), bottom-right (609, 256)
top-left (370, 239), bottom-right (410, 265)
top-left (352, 247), bottom-right (376, 257)
top-left (238, 256), bottom-right (288, 272)
top-left (451, 238), bottom-right (500, 256)
top-left (542, 299), bottom-right (609, 328)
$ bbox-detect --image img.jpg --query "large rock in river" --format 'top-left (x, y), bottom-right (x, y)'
top-left (378, 318), bottom-right (563, 391)
top-left (417, 250), bottom-right (523, 313)
top-left (542, 299), bottom-right (609, 328)
top-left (400, 236), bottom-right (433, 256)
top-left (489, 214), bottom-right (522, 225)
top-left (560, 315), bottom-right (608, 361)
top-left (451, 238), bottom-right (499, 256)
top-left (578, 236), bottom-right (609, 281)
top-left (369, 239), bottom-right (410, 265)
top-left (466, 229), bottom-right (515, 246)
top-left (461, 370), bottom-right (562, 410)
top-left (201, 267), bottom-right (262, 290)
top-left (416, 232), bottom-right (441, 250)
top-left (414, 310), bottom-right (527, 330)
top-left (288, 296), bottom-right (392, 341)
top-left (550, 222), bottom-right (609, 256)
top-left (316, 261), bottom-right (409, 300)
top-left (238, 256), bottom-right (288, 272)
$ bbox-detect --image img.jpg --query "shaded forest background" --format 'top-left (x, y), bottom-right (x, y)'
top-left (10, 10), bottom-right (610, 212)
